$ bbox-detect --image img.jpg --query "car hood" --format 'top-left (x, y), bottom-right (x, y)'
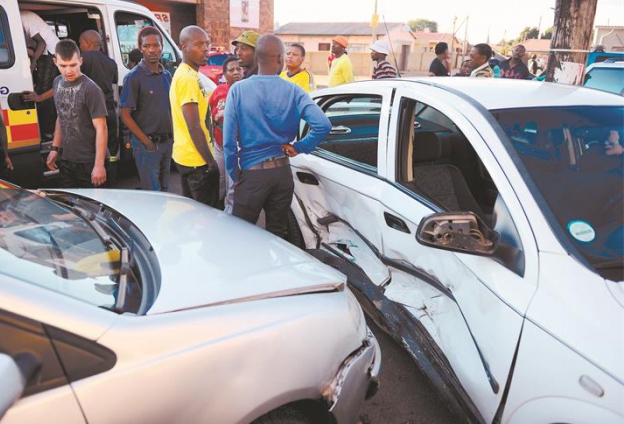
top-left (57, 190), bottom-right (346, 315)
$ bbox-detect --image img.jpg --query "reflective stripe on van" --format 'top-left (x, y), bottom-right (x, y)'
top-left (2, 108), bottom-right (40, 148)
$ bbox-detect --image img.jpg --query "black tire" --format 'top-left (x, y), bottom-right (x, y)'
top-left (286, 209), bottom-right (305, 249)
top-left (251, 406), bottom-right (313, 424)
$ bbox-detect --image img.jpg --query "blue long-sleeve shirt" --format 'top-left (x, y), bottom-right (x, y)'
top-left (223, 74), bottom-right (331, 182)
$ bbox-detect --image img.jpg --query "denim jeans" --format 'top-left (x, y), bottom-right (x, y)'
top-left (132, 135), bottom-right (172, 191)
top-left (213, 143), bottom-right (234, 213)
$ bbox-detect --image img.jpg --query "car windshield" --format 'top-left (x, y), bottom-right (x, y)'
top-left (494, 106), bottom-right (623, 281)
top-left (584, 67), bottom-right (624, 96)
top-left (0, 183), bottom-right (142, 311)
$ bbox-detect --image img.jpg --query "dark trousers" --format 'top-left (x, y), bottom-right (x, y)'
top-left (176, 162), bottom-right (220, 207)
top-left (105, 110), bottom-right (119, 188)
top-left (35, 55), bottom-right (59, 138)
top-left (233, 165), bottom-right (294, 240)
top-left (59, 160), bottom-right (96, 188)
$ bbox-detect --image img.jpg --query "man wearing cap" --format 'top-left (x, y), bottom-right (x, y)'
top-left (370, 39), bottom-right (397, 80)
top-left (328, 36), bottom-right (354, 87)
top-left (232, 30), bottom-right (260, 79)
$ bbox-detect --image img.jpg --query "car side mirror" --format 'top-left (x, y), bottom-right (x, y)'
top-left (0, 352), bottom-right (40, 419)
top-left (416, 212), bottom-right (498, 256)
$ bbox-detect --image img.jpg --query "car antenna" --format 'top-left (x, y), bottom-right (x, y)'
top-left (382, 15), bottom-right (402, 77)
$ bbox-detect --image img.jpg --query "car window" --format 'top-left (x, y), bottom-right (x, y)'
top-left (494, 106), bottom-right (623, 281)
top-left (396, 97), bottom-right (525, 276)
top-left (584, 67), bottom-right (624, 96)
top-left (0, 186), bottom-right (143, 312)
top-left (208, 53), bottom-right (231, 66)
top-left (312, 95), bottom-right (381, 170)
top-left (115, 12), bottom-right (177, 73)
top-left (0, 6), bottom-right (14, 68)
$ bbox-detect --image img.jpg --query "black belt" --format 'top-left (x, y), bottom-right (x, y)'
top-left (148, 133), bottom-right (172, 143)
top-left (247, 156), bottom-right (290, 170)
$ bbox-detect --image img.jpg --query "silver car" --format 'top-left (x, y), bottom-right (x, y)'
top-left (0, 182), bottom-right (380, 424)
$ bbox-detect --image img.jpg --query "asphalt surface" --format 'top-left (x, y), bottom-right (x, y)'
top-left (113, 165), bottom-right (460, 424)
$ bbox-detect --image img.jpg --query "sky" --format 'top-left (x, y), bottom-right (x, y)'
top-left (274, 0), bottom-right (624, 45)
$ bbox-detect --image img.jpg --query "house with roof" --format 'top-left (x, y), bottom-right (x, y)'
top-left (275, 22), bottom-right (415, 76)
top-left (593, 26), bottom-right (624, 51)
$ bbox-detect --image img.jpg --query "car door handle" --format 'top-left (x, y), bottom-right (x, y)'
top-left (296, 172), bottom-right (319, 185)
top-left (330, 126), bottom-right (351, 135)
top-left (384, 212), bottom-right (410, 234)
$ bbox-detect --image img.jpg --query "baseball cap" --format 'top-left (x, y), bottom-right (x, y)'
top-left (332, 36), bottom-right (348, 48)
top-left (370, 39), bottom-right (391, 55)
top-left (232, 31), bottom-right (260, 48)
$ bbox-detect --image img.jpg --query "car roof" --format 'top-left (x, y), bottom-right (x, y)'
top-left (326, 78), bottom-right (624, 110)
top-left (586, 61), bottom-right (624, 71)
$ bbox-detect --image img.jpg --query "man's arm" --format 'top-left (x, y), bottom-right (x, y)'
top-left (120, 108), bottom-right (156, 151)
top-left (181, 102), bottom-right (216, 167)
top-left (343, 59), bottom-right (355, 83)
top-left (23, 88), bottom-right (53, 103)
top-left (91, 117), bottom-right (107, 186)
top-left (46, 118), bottom-right (62, 170)
top-left (31, 33), bottom-right (46, 67)
top-left (291, 97), bottom-right (331, 155)
top-left (222, 91), bottom-right (240, 182)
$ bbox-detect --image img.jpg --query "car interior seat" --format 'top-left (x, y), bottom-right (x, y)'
top-left (409, 131), bottom-right (486, 220)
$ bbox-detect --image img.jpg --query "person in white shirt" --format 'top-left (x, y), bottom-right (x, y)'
top-left (20, 10), bottom-right (60, 138)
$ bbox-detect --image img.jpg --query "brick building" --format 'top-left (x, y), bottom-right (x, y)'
top-left (133, 0), bottom-right (274, 49)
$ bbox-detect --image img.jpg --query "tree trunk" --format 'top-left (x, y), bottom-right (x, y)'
top-left (546, 0), bottom-right (598, 83)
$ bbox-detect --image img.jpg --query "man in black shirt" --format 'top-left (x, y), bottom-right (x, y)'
top-left (429, 42), bottom-right (450, 77)
top-left (79, 30), bottom-right (119, 185)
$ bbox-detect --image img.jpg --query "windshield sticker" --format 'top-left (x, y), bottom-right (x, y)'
top-left (568, 220), bottom-right (596, 243)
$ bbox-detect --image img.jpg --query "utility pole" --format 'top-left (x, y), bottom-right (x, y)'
top-left (546, 0), bottom-right (598, 82)
top-left (371, 0), bottom-right (379, 43)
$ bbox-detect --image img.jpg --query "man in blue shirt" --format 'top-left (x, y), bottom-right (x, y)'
top-left (119, 27), bottom-right (173, 191)
top-left (223, 34), bottom-right (331, 239)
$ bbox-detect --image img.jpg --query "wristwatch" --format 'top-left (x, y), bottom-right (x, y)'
top-left (50, 146), bottom-right (60, 152)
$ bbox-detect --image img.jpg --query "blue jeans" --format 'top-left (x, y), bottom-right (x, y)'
top-left (132, 135), bottom-right (172, 191)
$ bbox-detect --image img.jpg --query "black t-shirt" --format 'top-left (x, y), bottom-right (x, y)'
top-left (53, 75), bottom-right (108, 163)
top-left (81, 50), bottom-right (118, 110)
top-left (429, 57), bottom-right (449, 76)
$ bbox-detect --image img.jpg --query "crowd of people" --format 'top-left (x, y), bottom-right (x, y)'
top-left (1, 18), bottom-right (621, 242)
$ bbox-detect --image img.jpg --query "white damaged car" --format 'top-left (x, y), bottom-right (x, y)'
top-left (287, 78), bottom-right (623, 424)
top-left (0, 182), bottom-right (380, 424)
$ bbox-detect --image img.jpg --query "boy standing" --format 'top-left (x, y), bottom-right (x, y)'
top-left (46, 40), bottom-right (108, 188)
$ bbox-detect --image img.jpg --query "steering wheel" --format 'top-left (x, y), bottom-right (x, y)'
top-left (584, 140), bottom-right (602, 151)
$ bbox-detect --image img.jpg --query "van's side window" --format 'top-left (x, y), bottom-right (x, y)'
top-left (0, 7), bottom-right (14, 68)
top-left (114, 12), bottom-right (176, 73)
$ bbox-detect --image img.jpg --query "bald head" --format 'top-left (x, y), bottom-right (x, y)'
top-left (255, 34), bottom-right (284, 75)
top-left (79, 30), bottom-right (102, 51)
top-left (179, 26), bottom-right (208, 46)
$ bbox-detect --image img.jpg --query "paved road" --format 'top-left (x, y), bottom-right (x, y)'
top-left (113, 166), bottom-right (460, 424)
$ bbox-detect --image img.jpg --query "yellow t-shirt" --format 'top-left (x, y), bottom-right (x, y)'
top-left (280, 69), bottom-right (316, 93)
top-left (328, 54), bottom-right (354, 87)
top-left (170, 63), bottom-right (214, 167)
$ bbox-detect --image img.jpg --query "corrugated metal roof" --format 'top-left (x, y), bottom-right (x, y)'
top-left (275, 22), bottom-right (406, 36)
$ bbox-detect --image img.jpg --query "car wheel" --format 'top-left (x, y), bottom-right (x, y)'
top-left (251, 406), bottom-right (312, 424)
top-left (286, 209), bottom-right (305, 249)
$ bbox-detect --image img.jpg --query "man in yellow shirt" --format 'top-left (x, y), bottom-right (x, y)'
top-left (170, 25), bottom-right (219, 206)
top-left (280, 43), bottom-right (315, 93)
top-left (328, 36), bottom-right (354, 87)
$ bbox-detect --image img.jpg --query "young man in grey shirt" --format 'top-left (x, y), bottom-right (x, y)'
top-left (46, 39), bottom-right (108, 188)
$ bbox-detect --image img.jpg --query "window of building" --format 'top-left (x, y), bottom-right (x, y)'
top-left (318, 42), bottom-right (330, 51)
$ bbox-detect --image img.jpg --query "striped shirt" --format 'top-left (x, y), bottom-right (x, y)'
top-left (372, 60), bottom-right (397, 79)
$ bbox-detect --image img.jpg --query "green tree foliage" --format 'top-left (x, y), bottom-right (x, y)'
top-left (541, 27), bottom-right (553, 39)
top-left (407, 19), bottom-right (438, 33)
top-left (516, 26), bottom-right (540, 41)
